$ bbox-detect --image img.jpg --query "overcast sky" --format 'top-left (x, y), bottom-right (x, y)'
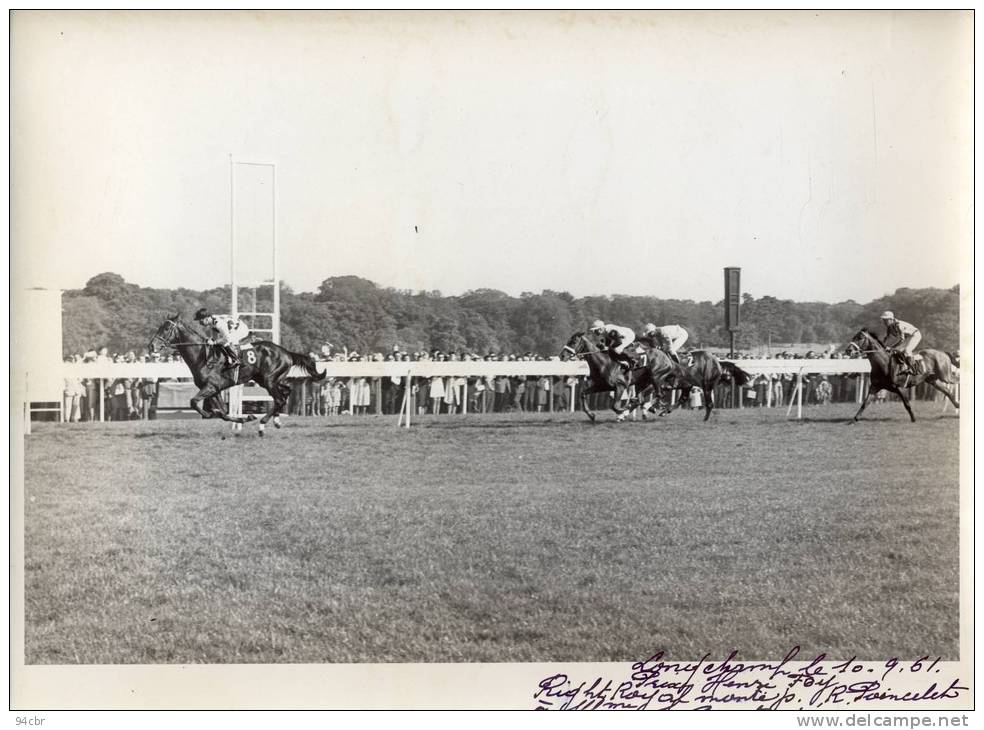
top-left (11, 11), bottom-right (972, 304)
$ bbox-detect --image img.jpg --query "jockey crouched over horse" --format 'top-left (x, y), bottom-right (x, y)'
top-left (148, 310), bottom-right (326, 435)
top-left (560, 321), bottom-right (751, 422)
top-left (847, 312), bottom-right (959, 423)
top-left (635, 323), bottom-right (752, 421)
top-left (560, 322), bottom-right (675, 422)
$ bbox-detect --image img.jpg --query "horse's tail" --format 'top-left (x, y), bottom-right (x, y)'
top-left (291, 351), bottom-right (327, 381)
top-left (721, 361), bottom-right (752, 387)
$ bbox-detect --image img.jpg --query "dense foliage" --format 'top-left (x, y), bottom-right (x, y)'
top-left (62, 272), bottom-right (960, 356)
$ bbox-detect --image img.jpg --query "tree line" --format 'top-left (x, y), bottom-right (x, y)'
top-left (62, 272), bottom-right (960, 357)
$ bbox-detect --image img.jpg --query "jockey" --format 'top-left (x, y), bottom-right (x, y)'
top-left (589, 319), bottom-right (637, 370)
top-left (643, 323), bottom-right (689, 363)
top-left (194, 307), bottom-right (250, 370)
top-left (880, 311), bottom-right (921, 374)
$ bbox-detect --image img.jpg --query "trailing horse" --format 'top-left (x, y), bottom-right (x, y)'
top-left (846, 327), bottom-right (959, 423)
top-left (149, 315), bottom-right (326, 435)
top-left (559, 331), bottom-right (675, 422)
top-left (654, 351), bottom-right (753, 422)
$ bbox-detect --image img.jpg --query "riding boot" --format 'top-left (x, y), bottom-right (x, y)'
top-left (903, 352), bottom-right (916, 375)
top-left (223, 345), bottom-right (240, 371)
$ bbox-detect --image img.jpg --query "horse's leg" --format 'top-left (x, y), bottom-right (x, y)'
top-left (256, 373), bottom-right (290, 436)
top-left (580, 385), bottom-right (596, 423)
top-left (928, 379), bottom-right (960, 410)
top-left (655, 387), bottom-right (673, 415)
top-left (614, 383), bottom-right (633, 422)
top-left (192, 384), bottom-right (252, 424)
top-left (851, 388), bottom-right (876, 423)
top-left (274, 382), bottom-right (292, 427)
top-left (893, 387), bottom-right (917, 423)
top-left (190, 386), bottom-right (215, 419)
top-left (702, 384), bottom-right (714, 421)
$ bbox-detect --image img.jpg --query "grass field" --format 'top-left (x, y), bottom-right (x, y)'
top-left (22, 402), bottom-right (961, 664)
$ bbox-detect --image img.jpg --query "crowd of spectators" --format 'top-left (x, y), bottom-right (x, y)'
top-left (288, 345), bottom-right (572, 416)
top-left (61, 348), bottom-right (183, 422)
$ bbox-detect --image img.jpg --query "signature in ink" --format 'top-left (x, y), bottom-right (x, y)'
top-left (533, 648), bottom-right (968, 710)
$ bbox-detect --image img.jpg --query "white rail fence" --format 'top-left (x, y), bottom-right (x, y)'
top-left (21, 358), bottom-right (899, 433)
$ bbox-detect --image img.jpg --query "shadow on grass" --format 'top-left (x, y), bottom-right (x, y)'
top-left (133, 431), bottom-right (200, 440)
top-left (409, 420), bottom-right (573, 430)
top-left (798, 416), bottom-right (891, 423)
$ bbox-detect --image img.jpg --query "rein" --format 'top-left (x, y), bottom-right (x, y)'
top-left (847, 335), bottom-right (890, 357)
top-left (151, 322), bottom-right (208, 352)
top-left (561, 341), bottom-right (600, 360)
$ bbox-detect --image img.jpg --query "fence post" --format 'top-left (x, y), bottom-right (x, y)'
top-left (569, 380), bottom-right (576, 412)
top-left (229, 385), bottom-right (243, 432)
top-left (99, 379), bottom-right (105, 422)
top-left (797, 369), bottom-right (804, 419)
top-left (404, 375), bottom-right (412, 429)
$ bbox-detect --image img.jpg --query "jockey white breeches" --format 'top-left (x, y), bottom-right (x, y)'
top-left (221, 324), bottom-right (249, 346)
top-left (903, 331), bottom-right (921, 355)
top-left (667, 332), bottom-right (688, 355)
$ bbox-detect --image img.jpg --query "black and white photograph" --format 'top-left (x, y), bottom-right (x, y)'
top-left (9, 10), bottom-right (973, 714)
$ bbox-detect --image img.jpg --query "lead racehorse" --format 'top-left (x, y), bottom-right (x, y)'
top-left (149, 315), bottom-right (326, 435)
top-left (847, 328), bottom-right (958, 423)
top-left (559, 331), bottom-right (675, 422)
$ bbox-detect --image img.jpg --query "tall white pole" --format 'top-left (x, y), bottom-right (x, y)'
top-left (271, 162), bottom-right (280, 344)
top-left (230, 155), bottom-right (237, 320)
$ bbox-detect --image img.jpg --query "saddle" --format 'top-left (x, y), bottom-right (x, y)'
top-left (890, 350), bottom-right (923, 382)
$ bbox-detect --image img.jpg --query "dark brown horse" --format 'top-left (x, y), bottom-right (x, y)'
top-left (653, 351), bottom-right (753, 421)
top-left (559, 331), bottom-right (675, 422)
top-left (149, 315), bottom-right (326, 435)
top-left (847, 328), bottom-right (959, 423)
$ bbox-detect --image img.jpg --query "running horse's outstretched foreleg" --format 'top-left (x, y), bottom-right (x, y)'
top-left (851, 385), bottom-right (877, 423)
top-left (580, 381), bottom-right (598, 423)
top-left (190, 381), bottom-right (255, 424)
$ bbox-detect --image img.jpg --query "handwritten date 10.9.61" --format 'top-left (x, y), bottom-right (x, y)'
top-left (533, 648), bottom-right (967, 710)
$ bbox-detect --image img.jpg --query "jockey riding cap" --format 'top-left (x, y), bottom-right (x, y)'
top-left (194, 307), bottom-right (210, 322)
top-left (644, 323), bottom-right (657, 334)
top-left (880, 311), bottom-right (895, 321)
top-left (590, 319), bottom-right (605, 332)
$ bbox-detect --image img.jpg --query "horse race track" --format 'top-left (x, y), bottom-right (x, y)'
top-left (21, 403), bottom-right (961, 664)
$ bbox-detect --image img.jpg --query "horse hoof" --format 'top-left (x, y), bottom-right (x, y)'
top-left (274, 419), bottom-right (282, 429)
top-left (258, 429), bottom-right (264, 437)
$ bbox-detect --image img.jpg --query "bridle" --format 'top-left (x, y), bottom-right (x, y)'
top-left (150, 319), bottom-right (204, 351)
top-left (846, 332), bottom-right (885, 356)
top-left (561, 334), bottom-right (600, 360)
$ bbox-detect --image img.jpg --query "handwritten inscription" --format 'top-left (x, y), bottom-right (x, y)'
top-left (533, 648), bottom-right (968, 710)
